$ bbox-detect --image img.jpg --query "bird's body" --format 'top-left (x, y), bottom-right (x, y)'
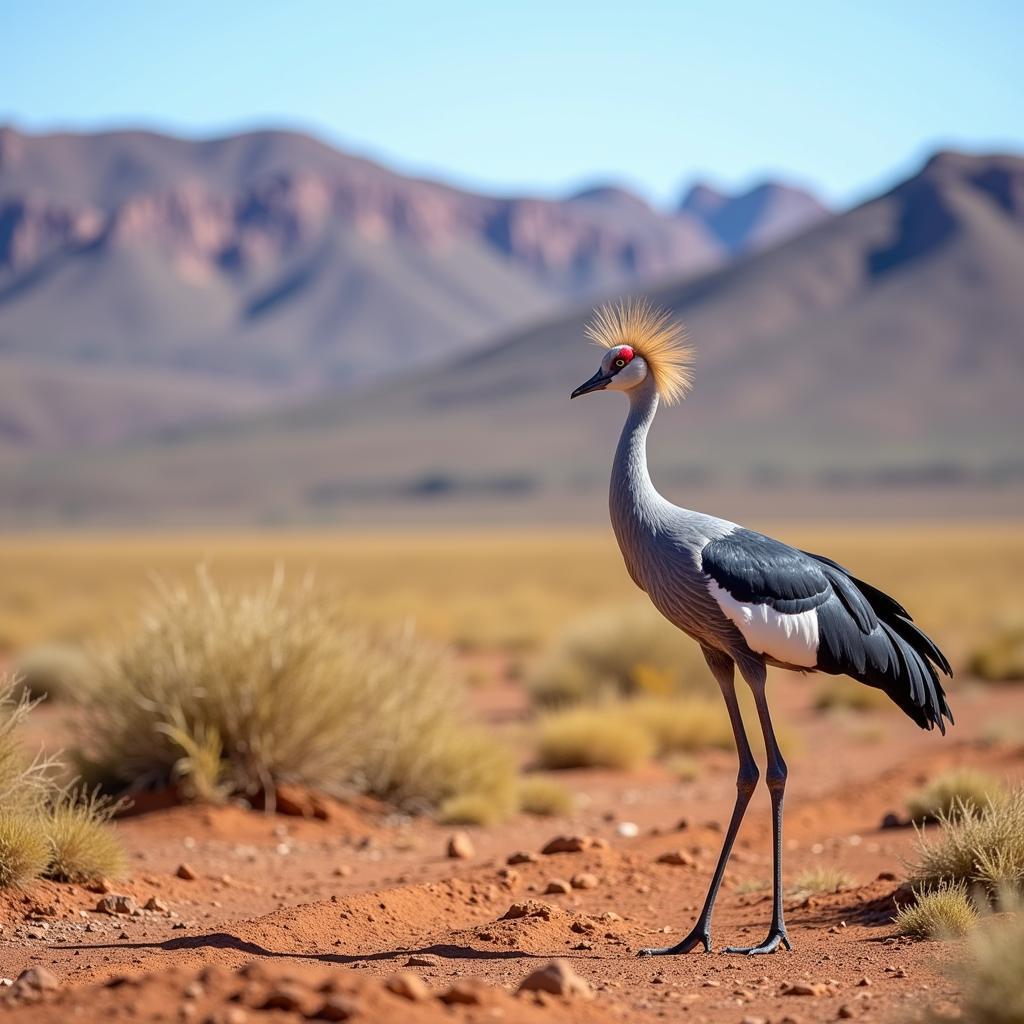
top-left (570, 299), bottom-right (952, 957)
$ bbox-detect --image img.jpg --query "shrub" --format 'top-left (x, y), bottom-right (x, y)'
top-left (935, 903), bottom-right (1024, 1024)
top-left (537, 707), bottom-right (654, 770)
top-left (0, 681), bottom-right (57, 815)
top-left (528, 605), bottom-right (714, 708)
top-left (814, 677), bottom-right (890, 713)
top-left (666, 754), bottom-right (700, 782)
top-left (969, 625), bottom-right (1024, 683)
top-left (623, 697), bottom-right (733, 755)
top-left (906, 769), bottom-right (1005, 823)
top-left (911, 785), bottom-right (1024, 894)
top-left (517, 777), bottom-right (574, 817)
top-left (13, 643), bottom-right (93, 702)
top-left (893, 880), bottom-right (980, 939)
top-left (438, 793), bottom-right (508, 827)
top-left (44, 789), bottom-right (126, 882)
top-left (790, 866), bottom-right (852, 896)
top-left (78, 571), bottom-right (515, 815)
top-left (0, 815), bottom-right (50, 888)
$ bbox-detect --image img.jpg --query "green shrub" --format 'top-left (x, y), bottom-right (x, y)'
top-left (528, 605), bottom-right (714, 708)
top-left (537, 707), bottom-right (654, 770)
top-left (911, 785), bottom-right (1024, 894)
top-left (78, 571), bottom-right (516, 815)
top-left (894, 880), bottom-right (980, 939)
top-left (906, 770), bottom-right (1005, 823)
top-left (517, 777), bottom-right (574, 816)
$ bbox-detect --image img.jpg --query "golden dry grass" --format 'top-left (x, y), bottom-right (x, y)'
top-left (969, 624), bottom-right (1024, 683)
top-left (790, 865), bottom-right (852, 897)
top-left (893, 880), bottom-right (980, 939)
top-left (906, 769), bottom-right (1005, 824)
top-left (536, 707), bottom-right (654, 770)
top-left (44, 789), bottom-right (126, 882)
top-left (813, 676), bottom-right (891, 713)
top-left (516, 777), bottom-right (574, 817)
top-left (0, 815), bottom-right (50, 889)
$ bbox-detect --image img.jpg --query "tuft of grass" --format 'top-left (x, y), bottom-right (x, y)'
top-left (0, 815), bottom-right (51, 888)
top-left (932, 902), bottom-right (1024, 1024)
top-left (536, 707), bottom-right (654, 770)
top-left (517, 777), bottom-right (574, 817)
top-left (665, 754), bottom-right (701, 782)
top-left (43, 789), bottom-right (127, 883)
top-left (78, 571), bottom-right (517, 816)
top-left (906, 769), bottom-right (1005, 824)
top-left (790, 865), bottom-right (852, 896)
top-left (623, 697), bottom-right (733, 756)
top-left (814, 677), bottom-right (891, 713)
top-left (437, 793), bottom-right (507, 827)
top-left (910, 785), bottom-right (1024, 894)
top-left (968, 625), bottom-right (1024, 683)
top-left (13, 643), bottom-right (93, 702)
top-left (893, 880), bottom-right (980, 939)
top-left (528, 605), bottom-right (714, 708)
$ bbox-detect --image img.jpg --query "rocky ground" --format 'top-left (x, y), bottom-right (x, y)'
top-left (2, 676), bottom-right (1022, 1023)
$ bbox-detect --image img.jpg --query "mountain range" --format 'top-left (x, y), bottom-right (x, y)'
top-left (0, 125), bottom-right (827, 451)
top-left (2, 145), bottom-right (1020, 527)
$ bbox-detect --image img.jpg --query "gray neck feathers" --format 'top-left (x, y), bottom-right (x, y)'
top-left (610, 376), bottom-right (668, 548)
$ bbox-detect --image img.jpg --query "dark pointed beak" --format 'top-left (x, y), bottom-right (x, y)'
top-left (570, 370), bottom-right (614, 399)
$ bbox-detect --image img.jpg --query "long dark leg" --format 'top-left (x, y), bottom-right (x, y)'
top-left (725, 660), bottom-right (791, 955)
top-left (638, 649), bottom-right (758, 957)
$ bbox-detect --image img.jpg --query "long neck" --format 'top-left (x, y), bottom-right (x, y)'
top-left (610, 377), bottom-right (665, 536)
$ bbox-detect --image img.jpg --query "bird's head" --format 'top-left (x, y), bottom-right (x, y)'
top-left (570, 299), bottom-right (693, 405)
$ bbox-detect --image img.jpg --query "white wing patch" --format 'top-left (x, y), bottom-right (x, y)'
top-left (708, 580), bottom-right (820, 668)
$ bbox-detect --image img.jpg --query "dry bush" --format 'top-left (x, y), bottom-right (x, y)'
top-left (13, 643), bottom-right (93, 702)
top-left (0, 816), bottom-right (50, 888)
top-left (528, 605), bottom-right (714, 708)
top-left (437, 793), bottom-right (510, 827)
top-left (790, 865), bottom-right (852, 896)
top-left (968, 625), bottom-right (1024, 683)
top-left (906, 769), bottom-right (1005, 824)
top-left (623, 697), bottom-right (733, 755)
top-left (44, 789), bottom-right (126, 882)
top-left (517, 777), bottom-right (574, 817)
top-left (893, 880), bottom-right (980, 939)
top-left (931, 903), bottom-right (1024, 1024)
top-left (537, 707), bottom-right (654, 770)
top-left (911, 785), bottom-right (1024, 894)
top-left (814, 677), bottom-right (891, 713)
top-left (666, 754), bottom-right (700, 782)
top-left (78, 571), bottom-right (515, 815)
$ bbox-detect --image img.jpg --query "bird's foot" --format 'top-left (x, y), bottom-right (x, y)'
top-left (724, 926), bottom-right (791, 955)
top-left (637, 925), bottom-right (712, 957)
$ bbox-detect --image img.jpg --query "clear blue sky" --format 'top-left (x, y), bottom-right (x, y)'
top-left (3, 0), bottom-right (1022, 206)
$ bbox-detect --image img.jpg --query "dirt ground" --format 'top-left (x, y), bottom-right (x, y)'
top-left (2, 672), bottom-right (1023, 1024)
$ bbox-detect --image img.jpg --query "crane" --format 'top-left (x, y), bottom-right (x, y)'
top-left (569, 299), bottom-right (953, 956)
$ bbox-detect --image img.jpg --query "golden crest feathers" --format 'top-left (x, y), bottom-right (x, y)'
top-left (584, 298), bottom-right (694, 405)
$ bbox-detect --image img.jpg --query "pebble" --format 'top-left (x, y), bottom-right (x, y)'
top-left (439, 980), bottom-right (487, 1005)
top-left (741, 1017), bottom-right (768, 1024)
top-left (544, 879), bottom-right (572, 894)
top-left (838, 1005), bottom-right (855, 1019)
top-left (260, 983), bottom-right (307, 1012)
top-left (144, 896), bottom-right (169, 912)
top-left (446, 832), bottom-right (475, 859)
top-left (781, 981), bottom-right (829, 997)
top-left (517, 960), bottom-right (593, 999)
top-left (96, 894), bottom-right (138, 916)
top-left (404, 954), bottom-right (440, 967)
top-left (571, 872), bottom-right (599, 890)
top-left (176, 863), bottom-right (198, 880)
top-left (615, 822), bottom-right (640, 838)
top-left (385, 972), bottom-right (430, 1001)
top-left (311, 996), bottom-right (359, 1021)
top-left (541, 835), bottom-right (591, 854)
top-left (656, 849), bottom-right (696, 867)
top-left (507, 851), bottom-right (539, 865)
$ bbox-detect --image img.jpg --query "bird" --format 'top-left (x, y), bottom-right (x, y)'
top-left (569, 298), bottom-right (953, 957)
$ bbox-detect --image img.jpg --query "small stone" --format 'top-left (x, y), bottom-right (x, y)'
top-left (545, 878), bottom-right (572, 894)
top-left (85, 878), bottom-right (113, 894)
top-left (332, 865), bottom-right (352, 877)
top-left (182, 981), bottom-right (204, 999)
top-left (447, 832), bottom-right (475, 859)
top-left (311, 996), bottom-right (358, 1021)
top-left (782, 981), bottom-right (828, 997)
top-left (97, 894), bottom-right (137, 916)
top-left (260, 984), bottom-right (306, 1011)
top-left (856, 977), bottom-right (872, 987)
top-left (223, 1009), bottom-right (248, 1024)
top-left (571, 872), bottom-right (598, 890)
top-left (144, 896), bottom-right (169, 912)
top-left (517, 959), bottom-right (592, 999)
top-left (385, 972), bottom-right (430, 1001)
top-left (501, 900), bottom-right (555, 920)
top-left (880, 812), bottom-right (903, 829)
top-left (404, 954), bottom-right (440, 967)
top-left (676, 818), bottom-right (690, 830)
top-left (615, 822), bottom-right (640, 838)
top-left (702, 979), bottom-right (721, 988)
top-left (507, 851), bottom-right (539, 865)
top-left (741, 1017), bottom-right (768, 1024)
top-left (877, 871), bottom-right (898, 881)
top-left (838, 1006), bottom-right (855, 1019)
top-left (541, 835), bottom-right (591, 854)
top-left (12, 966), bottom-right (59, 995)
top-left (497, 868), bottom-right (519, 884)
top-left (176, 863), bottom-right (198, 880)
top-left (656, 849), bottom-right (695, 867)
top-left (439, 980), bottom-right (487, 1005)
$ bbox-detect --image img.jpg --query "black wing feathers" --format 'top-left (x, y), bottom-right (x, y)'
top-left (703, 530), bottom-right (953, 733)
